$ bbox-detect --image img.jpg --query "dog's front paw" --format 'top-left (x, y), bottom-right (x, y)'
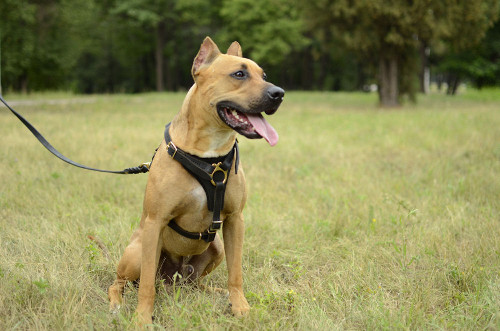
top-left (134, 309), bottom-right (154, 328)
top-left (229, 292), bottom-right (250, 317)
top-left (231, 300), bottom-right (250, 317)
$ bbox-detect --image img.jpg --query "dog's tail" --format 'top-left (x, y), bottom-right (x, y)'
top-left (87, 235), bottom-right (112, 262)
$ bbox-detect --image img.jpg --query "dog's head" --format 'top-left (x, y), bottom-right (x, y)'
top-left (191, 37), bottom-right (284, 146)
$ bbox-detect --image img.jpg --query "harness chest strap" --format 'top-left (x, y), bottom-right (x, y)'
top-left (163, 123), bottom-right (239, 242)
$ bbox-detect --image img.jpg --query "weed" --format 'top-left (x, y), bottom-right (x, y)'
top-left (32, 278), bottom-right (50, 295)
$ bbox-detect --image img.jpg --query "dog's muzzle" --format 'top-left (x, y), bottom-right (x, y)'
top-left (264, 86), bottom-right (285, 115)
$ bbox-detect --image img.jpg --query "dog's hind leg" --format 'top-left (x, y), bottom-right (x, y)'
top-left (182, 234), bottom-right (226, 293)
top-left (188, 234), bottom-right (225, 278)
top-left (108, 230), bottom-right (142, 313)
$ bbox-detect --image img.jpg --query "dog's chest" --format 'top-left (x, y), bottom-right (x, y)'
top-left (174, 185), bottom-right (215, 231)
top-left (188, 186), bottom-right (208, 214)
top-left (161, 185), bottom-right (220, 255)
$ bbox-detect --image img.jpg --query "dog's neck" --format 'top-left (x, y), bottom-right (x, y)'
top-left (170, 85), bottom-right (237, 158)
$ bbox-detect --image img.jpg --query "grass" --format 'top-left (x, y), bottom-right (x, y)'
top-left (0, 89), bottom-right (499, 330)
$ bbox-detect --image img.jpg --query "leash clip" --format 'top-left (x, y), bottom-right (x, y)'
top-left (210, 162), bottom-right (228, 186)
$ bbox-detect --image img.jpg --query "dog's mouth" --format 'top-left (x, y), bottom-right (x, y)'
top-left (217, 103), bottom-right (279, 146)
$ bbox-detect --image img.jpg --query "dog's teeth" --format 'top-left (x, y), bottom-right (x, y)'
top-left (231, 110), bottom-right (241, 120)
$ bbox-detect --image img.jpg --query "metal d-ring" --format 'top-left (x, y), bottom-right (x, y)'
top-left (210, 162), bottom-right (228, 186)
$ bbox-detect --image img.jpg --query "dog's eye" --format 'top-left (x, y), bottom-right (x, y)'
top-left (262, 73), bottom-right (267, 81)
top-left (231, 70), bottom-right (247, 80)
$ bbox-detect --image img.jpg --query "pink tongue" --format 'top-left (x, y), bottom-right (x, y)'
top-left (246, 113), bottom-right (279, 146)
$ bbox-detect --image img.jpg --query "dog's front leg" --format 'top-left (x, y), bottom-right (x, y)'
top-left (223, 212), bottom-right (250, 317)
top-left (136, 217), bottom-right (163, 326)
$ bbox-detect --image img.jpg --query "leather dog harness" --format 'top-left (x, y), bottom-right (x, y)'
top-left (163, 123), bottom-right (239, 243)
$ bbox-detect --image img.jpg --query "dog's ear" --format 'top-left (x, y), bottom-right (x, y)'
top-left (192, 37), bottom-right (221, 78)
top-left (226, 41), bottom-right (242, 57)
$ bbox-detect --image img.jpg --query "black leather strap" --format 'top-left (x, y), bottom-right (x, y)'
top-left (0, 95), bottom-right (151, 174)
top-left (164, 123), bottom-right (238, 209)
top-left (167, 220), bottom-right (217, 243)
top-left (164, 122), bottom-right (238, 241)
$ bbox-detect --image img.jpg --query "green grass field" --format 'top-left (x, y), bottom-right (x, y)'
top-left (1, 89), bottom-right (499, 330)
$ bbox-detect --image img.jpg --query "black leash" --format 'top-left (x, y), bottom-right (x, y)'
top-left (0, 95), bottom-right (150, 174)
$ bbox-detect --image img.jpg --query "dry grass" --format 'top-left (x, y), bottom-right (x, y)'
top-left (1, 89), bottom-right (499, 329)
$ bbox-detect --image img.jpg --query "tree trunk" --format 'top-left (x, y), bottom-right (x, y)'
top-left (419, 43), bottom-right (430, 94)
top-left (21, 73), bottom-right (29, 94)
top-left (155, 21), bottom-right (165, 92)
top-left (436, 74), bottom-right (444, 92)
top-left (378, 55), bottom-right (399, 107)
top-left (301, 47), bottom-right (313, 90)
top-left (447, 74), bottom-right (460, 95)
top-left (165, 51), bottom-right (174, 91)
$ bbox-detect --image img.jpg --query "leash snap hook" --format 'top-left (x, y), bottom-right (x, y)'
top-left (210, 162), bottom-right (228, 186)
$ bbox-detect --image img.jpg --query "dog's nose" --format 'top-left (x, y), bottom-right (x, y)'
top-left (267, 86), bottom-right (285, 102)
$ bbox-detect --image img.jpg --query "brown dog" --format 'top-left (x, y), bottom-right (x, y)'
top-left (108, 37), bottom-right (284, 325)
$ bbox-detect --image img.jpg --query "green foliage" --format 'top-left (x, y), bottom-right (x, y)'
top-left (0, 0), bottom-right (37, 90)
top-left (218, 0), bottom-right (308, 66)
top-left (0, 0), bottom-right (499, 96)
top-left (441, 0), bottom-right (499, 50)
top-left (301, 0), bottom-right (499, 104)
top-left (33, 278), bottom-right (50, 295)
top-left (112, 0), bottom-right (174, 26)
top-left (436, 7), bottom-right (500, 89)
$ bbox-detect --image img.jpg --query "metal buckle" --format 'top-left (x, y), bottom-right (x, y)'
top-left (210, 162), bottom-right (228, 186)
top-left (167, 141), bottom-right (177, 158)
top-left (209, 220), bottom-right (223, 232)
top-left (204, 231), bottom-right (217, 242)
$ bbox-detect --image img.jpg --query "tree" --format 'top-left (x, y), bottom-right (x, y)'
top-left (218, 0), bottom-right (308, 68)
top-left (0, 0), bottom-right (101, 93)
top-left (433, 3), bottom-right (500, 93)
top-left (302, 0), bottom-right (499, 107)
top-left (112, 0), bottom-right (178, 92)
top-left (1, 0), bottom-right (499, 95)
top-left (471, 17), bottom-right (500, 87)
top-left (0, 0), bottom-right (37, 92)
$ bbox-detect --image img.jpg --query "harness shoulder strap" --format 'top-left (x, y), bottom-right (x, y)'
top-left (164, 123), bottom-right (239, 210)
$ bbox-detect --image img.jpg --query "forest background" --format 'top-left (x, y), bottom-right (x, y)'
top-left (2, 1), bottom-right (500, 329)
top-left (1, 0), bottom-right (500, 107)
